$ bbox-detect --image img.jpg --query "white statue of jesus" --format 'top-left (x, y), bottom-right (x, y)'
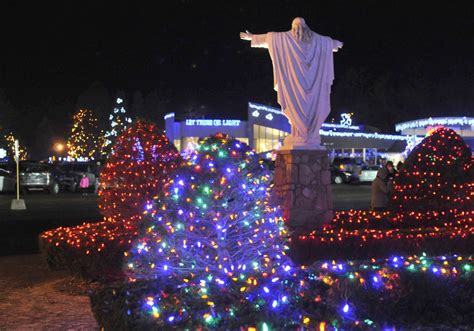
top-left (241, 17), bottom-right (343, 150)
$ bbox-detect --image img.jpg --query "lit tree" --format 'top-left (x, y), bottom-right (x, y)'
top-left (390, 127), bottom-right (473, 222)
top-left (102, 97), bottom-right (132, 156)
top-left (5, 132), bottom-right (28, 160)
top-left (67, 109), bottom-right (101, 160)
top-left (124, 134), bottom-right (300, 328)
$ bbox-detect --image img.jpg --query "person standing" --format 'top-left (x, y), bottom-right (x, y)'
top-left (385, 161), bottom-right (397, 180)
top-left (79, 173), bottom-right (89, 196)
top-left (371, 168), bottom-right (392, 211)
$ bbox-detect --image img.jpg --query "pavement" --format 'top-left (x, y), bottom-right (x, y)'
top-left (0, 184), bottom-right (371, 255)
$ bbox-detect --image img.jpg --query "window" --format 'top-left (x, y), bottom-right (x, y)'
top-left (173, 139), bottom-right (182, 151)
top-left (253, 125), bottom-right (287, 153)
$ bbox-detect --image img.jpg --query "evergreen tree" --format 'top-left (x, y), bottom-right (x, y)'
top-left (5, 132), bottom-right (28, 160)
top-left (102, 97), bottom-right (132, 156)
top-left (390, 127), bottom-right (473, 222)
top-left (67, 109), bottom-right (101, 160)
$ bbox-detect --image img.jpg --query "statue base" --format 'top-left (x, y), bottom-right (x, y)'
top-left (280, 135), bottom-right (325, 150)
top-left (274, 149), bottom-right (333, 232)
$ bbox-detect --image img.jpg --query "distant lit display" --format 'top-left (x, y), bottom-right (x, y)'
top-left (185, 119), bottom-right (241, 126)
top-left (395, 117), bottom-right (474, 132)
top-left (248, 102), bottom-right (361, 130)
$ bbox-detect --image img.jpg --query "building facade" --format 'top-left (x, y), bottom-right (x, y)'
top-left (165, 102), bottom-right (410, 163)
top-left (395, 117), bottom-right (474, 153)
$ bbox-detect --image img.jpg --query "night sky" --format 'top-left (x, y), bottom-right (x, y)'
top-left (1, 0), bottom-right (473, 157)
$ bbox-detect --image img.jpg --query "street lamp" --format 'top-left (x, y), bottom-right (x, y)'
top-left (54, 142), bottom-right (65, 153)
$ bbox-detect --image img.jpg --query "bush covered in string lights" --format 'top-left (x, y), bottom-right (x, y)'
top-left (294, 209), bottom-right (474, 261)
top-left (118, 134), bottom-right (305, 327)
top-left (294, 128), bottom-right (473, 261)
top-left (98, 120), bottom-right (180, 224)
top-left (91, 253), bottom-right (474, 329)
top-left (390, 127), bottom-right (473, 222)
top-left (84, 133), bottom-right (474, 328)
top-left (39, 120), bottom-right (180, 279)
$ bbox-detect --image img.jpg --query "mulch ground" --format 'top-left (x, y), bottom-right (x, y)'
top-left (0, 254), bottom-right (98, 330)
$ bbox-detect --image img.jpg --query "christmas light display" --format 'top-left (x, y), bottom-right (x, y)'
top-left (5, 132), bottom-right (28, 160)
top-left (40, 120), bottom-right (180, 278)
top-left (390, 127), bottom-right (473, 222)
top-left (126, 133), bottom-right (291, 277)
top-left (67, 109), bottom-right (102, 160)
top-left (93, 250), bottom-right (473, 329)
top-left (124, 133), bottom-right (304, 327)
top-left (102, 97), bottom-right (133, 156)
top-left (98, 120), bottom-right (180, 224)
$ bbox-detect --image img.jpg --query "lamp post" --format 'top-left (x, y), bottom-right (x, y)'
top-left (53, 142), bottom-right (65, 161)
top-left (11, 139), bottom-right (26, 210)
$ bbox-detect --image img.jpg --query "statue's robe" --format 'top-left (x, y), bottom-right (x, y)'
top-left (251, 31), bottom-right (340, 147)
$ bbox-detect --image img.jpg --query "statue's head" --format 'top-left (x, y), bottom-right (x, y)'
top-left (291, 17), bottom-right (312, 42)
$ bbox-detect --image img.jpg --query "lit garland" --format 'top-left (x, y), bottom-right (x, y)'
top-left (67, 109), bottom-right (102, 160)
top-left (102, 97), bottom-right (132, 156)
top-left (395, 116), bottom-right (474, 132)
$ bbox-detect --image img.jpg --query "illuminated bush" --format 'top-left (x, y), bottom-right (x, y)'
top-left (390, 127), bottom-right (473, 222)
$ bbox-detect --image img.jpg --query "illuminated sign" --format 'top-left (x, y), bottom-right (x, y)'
top-left (340, 113), bottom-right (352, 126)
top-left (0, 148), bottom-right (6, 159)
top-left (185, 119), bottom-right (241, 127)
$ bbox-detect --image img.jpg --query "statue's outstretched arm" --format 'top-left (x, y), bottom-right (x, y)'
top-left (240, 30), bottom-right (269, 48)
top-left (333, 39), bottom-right (344, 52)
top-left (239, 30), bottom-right (253, 41)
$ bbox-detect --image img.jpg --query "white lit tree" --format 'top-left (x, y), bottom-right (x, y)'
top-left (102, 97), bottom-right (132, 156)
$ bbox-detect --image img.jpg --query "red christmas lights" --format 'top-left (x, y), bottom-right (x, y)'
top-left (295, 128), bottom-right (473, 259)
top-left (390, 127), bottom-right (473, 221)
top-left (98, 120), bottom-right (180, 224)
top-left (40, 120), bottom-right (180, 277)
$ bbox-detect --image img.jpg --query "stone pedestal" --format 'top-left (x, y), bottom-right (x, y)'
top-left (274, 149), bottom-right (333, 232)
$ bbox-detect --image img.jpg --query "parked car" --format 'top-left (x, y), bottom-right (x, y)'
top-left (20, 161), bottom-right (60, 194)
top-left (0, 163), bottom-right (15, 192)
top-left (56, 162), bottom-right (101, 192)
top-left (357, 165), bottom-right (381, 183)
top-left (332, 157), bottom-right (365, 181)
top-left (330, 165), bottom-right (353, 184)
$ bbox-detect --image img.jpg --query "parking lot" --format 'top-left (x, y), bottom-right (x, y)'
top-left (0, 184), bottom-right (370, 254)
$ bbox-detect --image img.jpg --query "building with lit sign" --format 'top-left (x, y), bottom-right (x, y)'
top-left (395, 117), bottom-right (474, 152)
top-left (165, 102), bottom-right (411, 163)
